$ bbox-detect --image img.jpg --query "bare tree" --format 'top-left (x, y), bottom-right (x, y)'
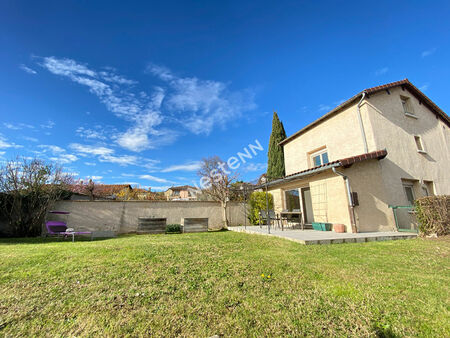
top-left (197, 156), bottom-right (239, 228)
top-left (0, 158), bottom-right (72, 236)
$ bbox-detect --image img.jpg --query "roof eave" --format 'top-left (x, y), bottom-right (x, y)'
top-left (279, 92), bottom-right (363, 146)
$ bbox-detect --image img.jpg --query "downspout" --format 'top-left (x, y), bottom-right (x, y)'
top-left (357, 92), bottom-right (369, 153)
top-left (332, 167), bottom-right (358, 233)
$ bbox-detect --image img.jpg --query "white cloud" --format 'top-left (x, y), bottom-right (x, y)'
top-left (39, 57), bottom-right (256, 151)
top-left (38, 144), bottom-right (65, 153)
top-left (68, 142), bottom-right (159, 168)
top-left (22, 136), bottom-right (39, 142)
top-left (99, 71), bottom-right (137, 85)
top-left (419, 83), bottom-right (429, 91)
top-left (69, 143), bottom-right (114, 156)
top-left (161, 161), bottom-right (201, 172)
top-left (40, 56), bottom-right (165, 152)
top-left (3, 122), bottom-right (35, 130)
top-left (86, 175), bottom-right (103, 181)
top-left (76, 126), bottom-right (108, 140)
top-left (318, 104), bottom-right (331, 112)
top-left (40, 120), bottom-right (55, 129)
top-left (0, 136), bottom-right (22, 149)
top-left (19, 64), bottom-right (37, 74)
top-left (421, 48), bottom-right (436, 58)
top-left (84, 162), bottom-right (97, 166)
top-left (375, 67), bottom-right (389, 76)
top-left (148, 63), bottom-right (257, 135)
top-left (99, 154), bottom-right (139, 166)
top-left (139, 174), bottom-right (173, 183)
top-left (36, 144), bottom-right (78, 164)
top-left (49, 153), bottom-right (78, 164)
top-left (244, 162), bottom-right (267, 172)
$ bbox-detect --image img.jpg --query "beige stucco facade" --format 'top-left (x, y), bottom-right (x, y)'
top-left (270, 82), bottom-right (449, 233)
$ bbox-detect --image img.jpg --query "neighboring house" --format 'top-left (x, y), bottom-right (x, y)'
top-left (265, 79), bottom-right (449, 233)
top-left (165, 185), bottom-right (197, 201)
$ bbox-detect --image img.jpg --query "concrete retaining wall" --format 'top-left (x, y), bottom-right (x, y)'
top-left (48, 200), bottom-right (247, 234)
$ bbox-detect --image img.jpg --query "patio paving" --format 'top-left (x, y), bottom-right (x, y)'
top-left (229, 226), bottom-right (417, 245)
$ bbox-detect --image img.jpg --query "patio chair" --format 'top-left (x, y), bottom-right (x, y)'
top-left (45, 221), bottom-right (92, 242)
top-left (259, 210), bottom-right (268, 227)
top-left (269, 210), bottom-right (282, 229)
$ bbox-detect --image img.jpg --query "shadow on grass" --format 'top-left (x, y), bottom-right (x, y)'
top-left (0, 236), bottom-right (114, 245)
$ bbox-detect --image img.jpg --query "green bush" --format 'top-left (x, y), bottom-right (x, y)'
top-left (166, 224), bottom-right (182, 233)
top-left (415, 195), bottom-right (449, 236)
top-left (248, 191), bottom-right (274, 225)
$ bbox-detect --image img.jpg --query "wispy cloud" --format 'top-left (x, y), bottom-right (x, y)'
top-left (3, 122), bottom-right (35, 130)
top-left (0, 135), bottom-right (22, 149)
top-left (148, 64), bottom-right (257, 135)
top-left (139, 174), bottom-right (173, 183)
top-left (19, 64), bottom-right (37, 74)
top-left (38, 144), bottom-right (65, 153)
top-left (421, 48), bottom-right (436, 58)
top-left (161, 161), bottom-right (201, 173)
top-left (69, 143), bottom-right (159, 168)
top-left (36, 144), bottom-right (78, 164)
top-left (22, 136), bottom-right (39, 142)
top-left (86, 175), bottom-right (103, 181)
top-left (39, 56), bottom-right (165, 152)
top-left (244, 162), bottom-right (267, 172)
top-left (318, 104), bottom-right (331, 112)
top-left (375, 67), bottom-right (389, 76)
top-left (419, 83), bottom-right (430, 92)
top-left (38, 56), bottom-right (257, 152)
top-left (76, 126), bottom-right (108, 140)
top-left (40, 120), bottom-right (55, 129)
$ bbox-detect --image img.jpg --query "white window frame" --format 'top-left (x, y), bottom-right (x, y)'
top-left (310, 148), bottom-right (329, 168)
top-left (414, 135), bottom-right (427, 154)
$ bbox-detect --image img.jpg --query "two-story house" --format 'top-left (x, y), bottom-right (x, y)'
top-left (164, 185), bottom-right (197, 201)
top-left (266, 79), bottom-right (449, 233)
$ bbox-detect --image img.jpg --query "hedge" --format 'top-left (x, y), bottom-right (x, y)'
top-left (415, 195), bottom-right (449, 236)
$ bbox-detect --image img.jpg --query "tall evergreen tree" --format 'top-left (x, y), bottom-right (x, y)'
top-left (267, 112), bottom-right (287, 179)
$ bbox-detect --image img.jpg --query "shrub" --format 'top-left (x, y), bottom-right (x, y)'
top-left (0, 158), bottom-right (72, 237)
top-left (248, 191), bottom-right (274, 225)
top-left (166, 224), bottom-right (182, 233)
top-left (415, 195), bottom-right (449, 236)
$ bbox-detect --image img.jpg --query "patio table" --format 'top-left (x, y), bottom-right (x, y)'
top-left (279, 211), bottom-right (304, 230)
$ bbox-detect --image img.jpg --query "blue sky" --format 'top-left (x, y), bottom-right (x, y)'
top-left (1, 1), bottom-right (449, 190)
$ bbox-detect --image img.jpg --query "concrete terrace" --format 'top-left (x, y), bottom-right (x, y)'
top-left (229, 226), bottom-right (417, 245)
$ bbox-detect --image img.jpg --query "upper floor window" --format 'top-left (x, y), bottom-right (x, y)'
top-left (401, 96), bottom-right (416, 118)
top-left (414, 135), bottom-right (426, 153)
top-left (310, 149), bottom-right (329, 167)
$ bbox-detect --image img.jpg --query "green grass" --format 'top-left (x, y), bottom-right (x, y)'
top-left (0, 232), bottom-right (449, 337)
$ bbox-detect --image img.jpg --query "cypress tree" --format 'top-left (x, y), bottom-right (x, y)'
top-left (267, 111), bottom-right (287, 179)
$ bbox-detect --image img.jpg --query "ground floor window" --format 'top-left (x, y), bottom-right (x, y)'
top-left (402, 183), bottom-right (415, 206)
top-left (284, 189), bottom-right (300, 211)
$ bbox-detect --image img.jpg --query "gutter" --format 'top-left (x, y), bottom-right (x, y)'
top-left (357, 92), bottom-right (369, 154)
top-left (332, 167), bottom-right (357, 233)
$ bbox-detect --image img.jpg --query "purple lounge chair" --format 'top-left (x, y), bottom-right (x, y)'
top-left (45, 221), bottom-right (92, 242)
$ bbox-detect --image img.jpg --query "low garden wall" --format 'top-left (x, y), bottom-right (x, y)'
top-left (48, 200), bottom-right (247, 234)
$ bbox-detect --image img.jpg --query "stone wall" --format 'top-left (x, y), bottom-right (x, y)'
top-left (48, 200), bottom-right (247, 234)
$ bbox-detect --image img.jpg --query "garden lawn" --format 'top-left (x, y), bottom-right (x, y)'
top-left (0, 232), bottom-right (449, 337)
